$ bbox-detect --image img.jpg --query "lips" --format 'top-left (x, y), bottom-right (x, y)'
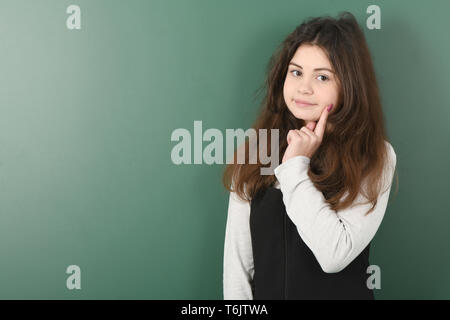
top-left (294, 99), bottom-right (316, 107)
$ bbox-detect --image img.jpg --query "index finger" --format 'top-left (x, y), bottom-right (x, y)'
top-left (314, 103), bottom-right (332, 139)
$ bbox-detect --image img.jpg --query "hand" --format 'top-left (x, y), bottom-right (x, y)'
top-left (282, 103), bottom-right (333, 163)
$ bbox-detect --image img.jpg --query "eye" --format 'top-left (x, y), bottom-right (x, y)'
top-left (290, 70), bottom-right (329, 82)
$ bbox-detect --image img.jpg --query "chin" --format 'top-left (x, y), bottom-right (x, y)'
top-left (291, 111), bottom-right (319, 122)
top-left (288, 106), bottom-right (320, 120)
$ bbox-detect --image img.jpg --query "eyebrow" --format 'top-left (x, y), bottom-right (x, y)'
top-left (289, 62), bottom-right (335, 73)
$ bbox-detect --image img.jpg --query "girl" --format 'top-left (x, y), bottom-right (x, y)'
top-left (222, 12), bottom-right (398, 300)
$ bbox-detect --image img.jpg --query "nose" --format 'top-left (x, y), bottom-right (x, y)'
top-left (297, 78), bottom-right (313, 95)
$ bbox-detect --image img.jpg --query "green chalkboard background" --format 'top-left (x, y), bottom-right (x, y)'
top-left (0, 0), bottom-right (448, 299)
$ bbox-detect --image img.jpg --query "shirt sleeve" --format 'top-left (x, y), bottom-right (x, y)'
top-left (273, 141), bottom-right (397, 273)
top-left (223, 189), bottom-right (255, 300)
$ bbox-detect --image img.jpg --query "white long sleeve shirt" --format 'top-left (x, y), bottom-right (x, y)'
top-left (223, 141), bottom-right (397, 300)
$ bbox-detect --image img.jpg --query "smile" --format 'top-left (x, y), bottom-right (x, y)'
top-left (294, 100), bottom-right (317, 107)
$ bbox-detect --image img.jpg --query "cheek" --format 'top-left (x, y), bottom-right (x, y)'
top-left (283, 79), bottom-right (295, 98)
top-left (329, 83), bottom-right (340, 101)
top-left (282, 81), bottom-right (290, 102)
top-left (319, 85), bottom-right (339, 102)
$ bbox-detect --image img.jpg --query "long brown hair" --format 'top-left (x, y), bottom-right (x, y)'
top-left (222, 12), bottom-right (398, 215)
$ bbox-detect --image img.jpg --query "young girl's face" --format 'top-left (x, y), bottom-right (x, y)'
top-left (283, 44), bottom-right (340, 122)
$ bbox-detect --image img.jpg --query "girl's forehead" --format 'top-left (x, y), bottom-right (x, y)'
top-left (291, 45), bottom-right (333, 70)
top-left (292, 45), bottom-right (330, 60)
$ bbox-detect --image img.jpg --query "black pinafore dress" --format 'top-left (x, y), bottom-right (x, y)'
top-left (249, 186), bottom-right (375, 300)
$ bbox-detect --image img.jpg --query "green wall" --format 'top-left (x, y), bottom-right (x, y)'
top-left (0, 0), bottom-right (448, 299)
